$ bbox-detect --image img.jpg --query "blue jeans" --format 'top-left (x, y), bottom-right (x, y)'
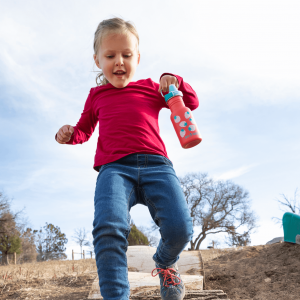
top-left (92, 154), bottom-right (193, 300)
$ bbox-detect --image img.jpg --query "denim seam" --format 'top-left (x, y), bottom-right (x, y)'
top-left (140, 187), bottom-right (159, 225)
top-left (162, 156), bottom-right (173, 167)
top-left (122, 186), bottom-right (135, 249)
top-left (139, 187), bottom-right (168, 265)
top-left (141, 154), bottom-right (146, 168)
top-left (140, 187), bottom-right (156, 209)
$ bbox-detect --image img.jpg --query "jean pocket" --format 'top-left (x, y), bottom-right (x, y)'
top-left (162, 156), bottom-right (173, 167)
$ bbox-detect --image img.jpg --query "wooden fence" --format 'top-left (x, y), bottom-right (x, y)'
top-left (71, 250), bottom-right (94, 260)
top-left (4, 250), bottom-right (94, 264)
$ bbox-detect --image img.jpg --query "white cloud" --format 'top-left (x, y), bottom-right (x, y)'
top-left (215, 164), bottom-right (259, 181)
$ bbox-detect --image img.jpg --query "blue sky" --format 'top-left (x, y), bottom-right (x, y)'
top-left (1, 0), bottom-right (299, 259)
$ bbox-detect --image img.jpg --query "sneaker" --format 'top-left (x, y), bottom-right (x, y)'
top-left (151, 263), bottom-right (185, 300)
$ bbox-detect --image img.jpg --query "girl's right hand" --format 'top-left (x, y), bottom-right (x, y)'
top-left (56, 125), bottom-right (74, 144)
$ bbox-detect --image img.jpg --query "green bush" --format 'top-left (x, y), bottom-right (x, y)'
top-left (127, 225), bottom-right (149, 246)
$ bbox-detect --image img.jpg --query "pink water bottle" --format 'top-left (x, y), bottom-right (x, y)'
top-left (162, 84), bottom-right (202, 149)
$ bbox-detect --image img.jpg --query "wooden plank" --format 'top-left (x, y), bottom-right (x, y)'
top-left (88, 272), bottom-right (203, 299)
top-left (88, 246), bottom-right (204, 299)
top-left (127, 246), bottom-right (203, 275)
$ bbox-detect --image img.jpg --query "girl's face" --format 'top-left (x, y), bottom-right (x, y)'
top-left (94, 32), bottom-right (140, 88)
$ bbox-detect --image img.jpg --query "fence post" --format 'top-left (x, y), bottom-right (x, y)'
top-left (72, 249), bottom-right (74, 261)
top-left (90, 251), bottom-right (92, 259)
top-left (14, 252), bottom-right (16, 265)
top-left (83, 250), bottom-right (85, 259)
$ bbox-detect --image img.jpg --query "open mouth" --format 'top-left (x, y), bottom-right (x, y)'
top-left (114, 72), bottom-right (126, 76)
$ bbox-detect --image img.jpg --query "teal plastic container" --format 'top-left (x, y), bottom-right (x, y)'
top-left (282, 212), bottom-right (300, 244)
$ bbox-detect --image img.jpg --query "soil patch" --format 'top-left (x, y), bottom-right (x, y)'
top-left (204, 242), bottom-right (300, 299)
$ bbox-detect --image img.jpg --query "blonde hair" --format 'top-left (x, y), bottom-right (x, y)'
top-left (94, 17), bottom-right (140, 86)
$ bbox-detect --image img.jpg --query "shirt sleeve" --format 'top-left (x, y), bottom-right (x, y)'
top-left (159, 73), bottom-right (199, 111)
top-left (65, 88), bottom-right (99, 145)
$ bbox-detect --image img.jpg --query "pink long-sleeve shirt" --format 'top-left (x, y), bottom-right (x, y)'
top-left (64, 73), bottom-right (199, 171)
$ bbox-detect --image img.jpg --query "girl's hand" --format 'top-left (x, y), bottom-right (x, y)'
top-left (56, 125), bottom-right (74, 144)
top-left (158, 75), bottom-right (179, 93)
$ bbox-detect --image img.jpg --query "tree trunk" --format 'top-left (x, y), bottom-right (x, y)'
top-left (1, 253), bottom-right (9, 265)
top-left (196, 235), bottom-right (206, 250)
top-left (189, 240), bottom-right (195, 250)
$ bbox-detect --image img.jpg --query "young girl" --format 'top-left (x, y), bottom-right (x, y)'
top-left (56, 17), bottom-right (198, 300)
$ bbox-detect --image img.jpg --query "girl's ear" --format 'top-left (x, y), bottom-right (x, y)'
top-left (94, 54), bottom-right (101, 69)
top-left (137, 52), bottom-right (141, 65)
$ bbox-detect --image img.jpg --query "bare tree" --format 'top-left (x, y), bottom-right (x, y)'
top-left (0, 191), bottom-right (25, 227)
top-left (207, 239), bottom-right (221, 249)
top-left (72, 228), bottom-right (91, 259)
top-left (19, 227), bottom-right (38, 263)
top-left (225, 230), bottom-right (251, 247)
top-left (272, 188), bottom-right (299, 225)
top-left (138, 224), bottom-right (159, 247)
top-left (179, 172), bottom-right (258, 250)
top-left (34, 223), bottom-right (68, 261)
top-left (0, 192), bottom-right (10, 214)
top-left (13, 215), bottom-right (37, 263)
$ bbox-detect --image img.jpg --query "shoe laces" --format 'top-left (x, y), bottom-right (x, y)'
top-left (151, 267), bottom-right (181, 287)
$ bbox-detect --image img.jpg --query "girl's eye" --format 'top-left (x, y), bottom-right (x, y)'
top-left (106, 54), bottom-right (131, 58)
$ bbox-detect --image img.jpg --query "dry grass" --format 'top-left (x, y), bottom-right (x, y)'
top-left (0, 259), bottom-right (98, 300)
top-left (0, 258), bottom-right (97, 285)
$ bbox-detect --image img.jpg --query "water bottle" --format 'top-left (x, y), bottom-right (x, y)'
top-left (162, 84), bottom-right (202, 149)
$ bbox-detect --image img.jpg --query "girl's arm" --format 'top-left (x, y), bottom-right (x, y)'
top-left (55, 89), bottom-right (98, 145)
top-left (159, 73), bottom-right (199, 111)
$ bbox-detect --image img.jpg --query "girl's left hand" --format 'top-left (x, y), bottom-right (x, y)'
top-left (158, 75), bottom-right (179, 93)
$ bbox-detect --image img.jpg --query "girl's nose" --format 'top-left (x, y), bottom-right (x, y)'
top-left (115, 55), bottom-right (124, 66)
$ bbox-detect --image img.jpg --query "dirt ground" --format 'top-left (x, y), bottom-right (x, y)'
top-left (204, 242), bottom-right (300, 300)
top-left (0, 243), bottom-right (299, 299)
top-left (0, 274), bottom-right (95, 299)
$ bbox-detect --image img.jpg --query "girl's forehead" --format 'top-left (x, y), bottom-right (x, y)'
top-left (100, 32), bottom-right (138, 52)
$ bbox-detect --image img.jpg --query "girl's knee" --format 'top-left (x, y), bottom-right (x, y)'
top-left (162, 220), bottom-right (193, 246)
top-left (178, 223), bottom-right (194, 243)
top-left (92, 218), bottom-right (130, 245)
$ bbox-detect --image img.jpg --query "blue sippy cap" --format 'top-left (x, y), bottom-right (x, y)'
top-left (161, 84), bottom-right (183, 102)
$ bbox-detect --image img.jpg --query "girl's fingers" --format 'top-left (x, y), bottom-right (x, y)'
top-left (61, 126), bottom-right (73, 139)
top-left (57, 131), bottom-right (62, 141)
top-left (62, 126), bottom-right (70, 135)
top-left (58, 131), bottom-right (69, 142)
top-left (56, 125), bottom-right (73, 144)
top-left (58, 139), bottom-right (66, 144)
top-left (57, 132), bottom-right (65, 142)
top-left (163, 80), bottom-right (168, 92)
top-left (159, 75), bottom-right (178, 93)
top-left (56, 134), bottom-right (65, 144)
top-left (169, 77), bottom-right (177, 88)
